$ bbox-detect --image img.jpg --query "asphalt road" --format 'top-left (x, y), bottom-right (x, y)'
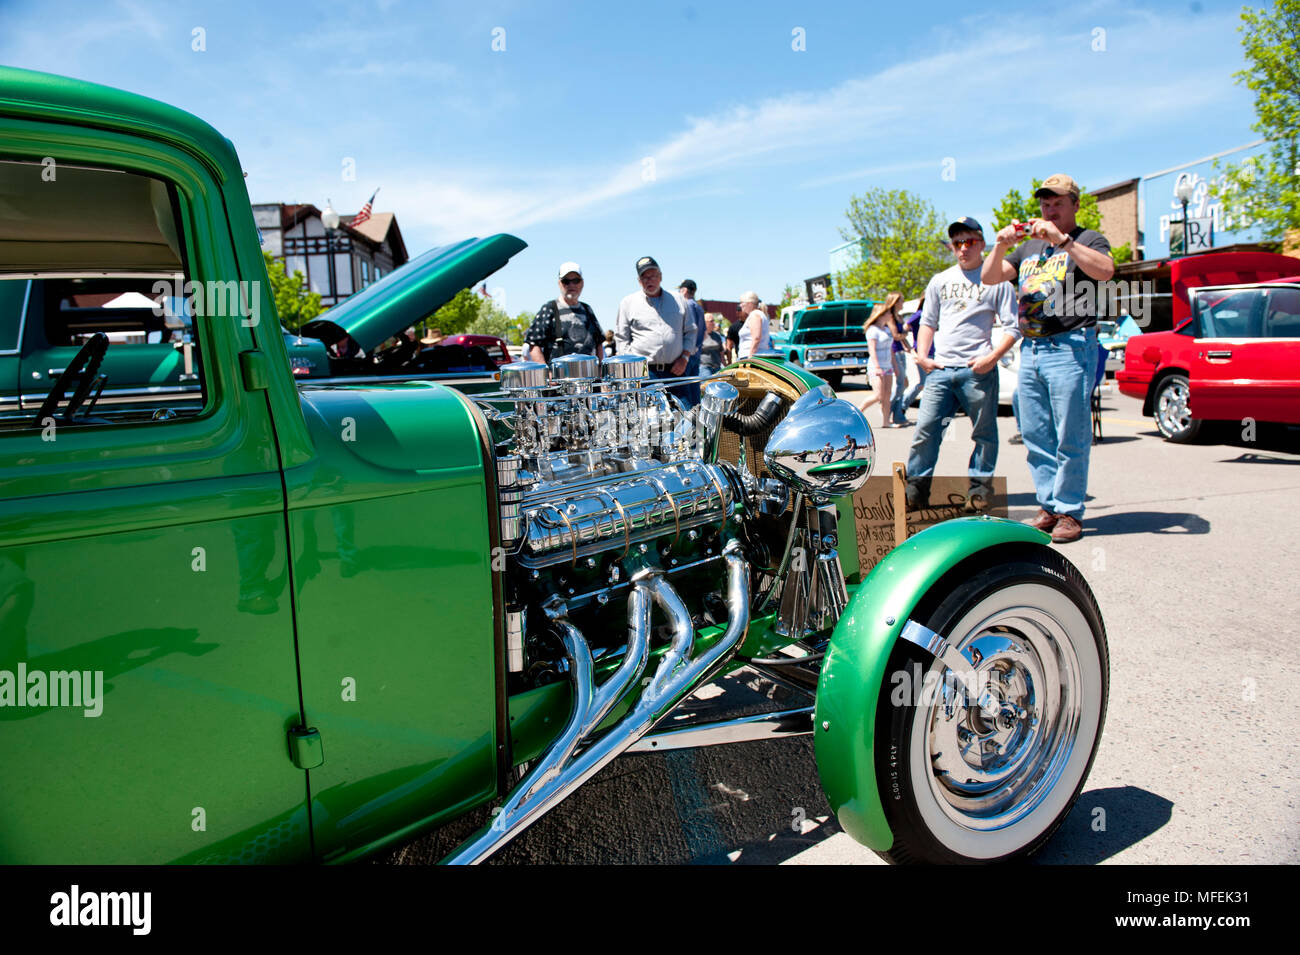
top-left (383, 380), bottom-right (1300, 865)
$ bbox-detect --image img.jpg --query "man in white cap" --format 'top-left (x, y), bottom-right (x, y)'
top-left (525, 261), bottom-right (604, 363)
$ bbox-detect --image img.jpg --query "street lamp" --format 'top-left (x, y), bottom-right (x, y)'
top-left (321, 200), bottom-right (340, 301)
top-left (1173, 177), bottom-right (1195, 256)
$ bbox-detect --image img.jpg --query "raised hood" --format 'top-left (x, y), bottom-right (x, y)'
top-left (304, 233), bottom-right (527, 352)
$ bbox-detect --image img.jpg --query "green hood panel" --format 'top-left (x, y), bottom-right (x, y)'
top-left (317, 234), bottom-right (527, 352)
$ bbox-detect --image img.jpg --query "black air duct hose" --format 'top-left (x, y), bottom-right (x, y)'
top-left (723, 392), bottom-right (784, 436)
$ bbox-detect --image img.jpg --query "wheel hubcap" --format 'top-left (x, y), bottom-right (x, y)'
top-left (925, 607), bottom-right (1082, 831)
top-left (1157, 381), bottom-right (1190, 433)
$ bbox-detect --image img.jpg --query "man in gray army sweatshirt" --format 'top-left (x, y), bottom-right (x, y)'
top-left (904, 217), bottom-right (1020, 510)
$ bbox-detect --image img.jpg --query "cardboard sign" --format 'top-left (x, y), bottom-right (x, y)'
top-left (848, 466), bottom-right (1007, 578)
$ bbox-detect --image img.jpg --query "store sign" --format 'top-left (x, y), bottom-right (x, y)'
top-left (805, 273), bottom-right (832, 304)
top-left (1142, 144), bottom-right (1266, 259)
top-left (1169, 216), bottom-right (1215, 254)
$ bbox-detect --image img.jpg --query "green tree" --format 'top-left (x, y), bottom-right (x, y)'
top-left (1112, 243), bottom-right (1133, 265)
top-left (834, 188), bottom-right (950, 300)
top-left (429, 288), bottom-right (486, 336)
top-left (991, 179), bottom-right (1102, 233)
top-left (464, 297), bottom-right (530, 345)
top-left (1211, 0), bottom-right (1300, 242)
top-left (264, 251), bottom-right (324, 332)
top-left (778, 283), bottom-right (804, 309)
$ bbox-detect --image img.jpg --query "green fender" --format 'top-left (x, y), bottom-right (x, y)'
top-left (813, 516), bottom-right (1050, 850)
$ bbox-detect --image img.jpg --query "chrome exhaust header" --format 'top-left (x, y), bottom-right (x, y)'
top-left (443, 539), bottom-right (750, 865)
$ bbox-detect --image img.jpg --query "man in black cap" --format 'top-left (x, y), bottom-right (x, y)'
top-left (904, 217), bottom-right (1019, 513)
top-left (614, 256), bottom-right (696, 402)
top-left (982, 173), bottom-right (1114, 543)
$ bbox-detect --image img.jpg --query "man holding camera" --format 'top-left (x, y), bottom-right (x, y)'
top-left (981, 174), bottom-right (1113, 543)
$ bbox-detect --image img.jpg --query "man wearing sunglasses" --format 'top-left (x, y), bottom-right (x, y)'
top-left (903, 217), bottom-right (1019, 513)
top-left (525, 262), bottom-right (605, 363)
top-left (982, 173), bottom-right (1113, 543)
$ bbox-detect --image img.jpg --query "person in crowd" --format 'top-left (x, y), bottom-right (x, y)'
top-left (899, 308), bottom-right (930, 409)
top-left (905, 217), bottom-right (1020, 511)
top-left (525, 261), bottom-right (604, 363)
top-left (614, 256), bottom-right (696, 403)
top-left (604, 328), bottom-right (617, 356)
top-left (981, 174), bottom-right (1114, 543)
top-left (736, 291), bottom-right (771, 358)
top-left (873, 293), bottom-right (915, 423)
top-left (724, 315), bottom-right (741, 364)
top-left (857, 298), bottom-right (898, 429)
top-left (676, 279), bottom-right (706, 405)
top-left (698, 314), bottom-right (725, 375)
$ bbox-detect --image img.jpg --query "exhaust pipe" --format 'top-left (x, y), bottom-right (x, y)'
top-left (443, 540), bottom-right (749, 864)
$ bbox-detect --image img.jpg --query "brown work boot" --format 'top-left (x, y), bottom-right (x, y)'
top-left (1024, 509), bottom-right (1058, 531)
top-left (1050, 515), bottom-right (1083, 543)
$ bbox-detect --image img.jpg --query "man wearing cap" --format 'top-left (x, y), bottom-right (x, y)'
top-left (615, 256), bottom-right (697, 401)
top-left (982, 174), bottom-right (1114, 543)
top-left (525, 262), bottom-right (604, 364)
top-left (904, 217), bottom-right (1020, 512)
top-left (675, 279), bottom-right (707, 406)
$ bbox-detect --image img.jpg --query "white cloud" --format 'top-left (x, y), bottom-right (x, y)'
top-left (358, 9), bottom-right (1244, 242)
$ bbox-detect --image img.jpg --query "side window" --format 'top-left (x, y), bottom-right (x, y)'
top-left (0, 159), bottom-right (210, 431)
top-left (1264, 287), bottom-right (1300, 339)
top-left (1195, 289), bottom-right (1263, 338)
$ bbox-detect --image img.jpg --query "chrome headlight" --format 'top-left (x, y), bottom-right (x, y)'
top-left (763, 388), bottom-right (874, 501)
top-left (808, 349), bottom-right (826, 362)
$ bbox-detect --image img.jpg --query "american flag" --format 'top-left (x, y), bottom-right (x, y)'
top-left (352, 188), bottom-right (378, 227)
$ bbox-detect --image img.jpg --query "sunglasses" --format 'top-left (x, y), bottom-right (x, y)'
top-left (952, 237), bottom-right (983, 249)
top-left (560, 276), bottom-right (582, 285)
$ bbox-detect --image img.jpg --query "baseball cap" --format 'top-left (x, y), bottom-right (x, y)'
top-left (557, 261), bottom-right (582, 278)
top-left (636, 256), bottom-right (660, 276)
top-left (679, 279), bottom-right (697, 292)
top-left (1035, 174), bottom-right (1080, 199)
top-left (947, 216), bottom-right (984, 238)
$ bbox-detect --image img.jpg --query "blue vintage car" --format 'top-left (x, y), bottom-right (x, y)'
top-left (770, 299), bottom-right (880, 389)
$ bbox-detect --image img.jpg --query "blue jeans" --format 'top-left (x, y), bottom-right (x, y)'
top-left (1018, 328), bottom-right (1098, 520)
top-left (901, 361), bottom-right (928, 409)
top-left (889, 351), bottom-right (909, 423)
top-left (905, 365), bottom-right (999, 501)
top-left (681, 352), bottom-right (701, 408)
top-left (649, 360), bottom-right (694, 406)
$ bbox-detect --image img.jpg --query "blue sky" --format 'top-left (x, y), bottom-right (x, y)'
top-left (0, 0), bottom-right (1259, 321)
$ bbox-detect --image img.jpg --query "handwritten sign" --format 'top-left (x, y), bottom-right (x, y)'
top-left (848, 472), bottom-right (1007, 578)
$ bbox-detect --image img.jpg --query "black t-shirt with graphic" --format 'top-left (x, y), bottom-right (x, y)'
top-left (1004, 227), bottom-right (1112, 337)
top-left (525, 299), bottom-right (603, 360)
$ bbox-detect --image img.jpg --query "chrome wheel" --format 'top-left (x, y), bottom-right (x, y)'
top-left (871, 548), bottom-right (1108, 864)
top-left (922, 601), bottom-right (1084, 833)
top-left (1154, 375), bottom-right (1200, 442)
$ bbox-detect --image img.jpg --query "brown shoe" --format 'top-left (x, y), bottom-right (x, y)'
top-left (1024, 509), bottom-right (1058, 531)
top-left (1050, 515), bottom-right (1083, 543)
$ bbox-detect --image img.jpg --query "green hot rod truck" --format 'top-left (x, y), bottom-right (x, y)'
top-left (0, 66), bottom-right (1109, 865)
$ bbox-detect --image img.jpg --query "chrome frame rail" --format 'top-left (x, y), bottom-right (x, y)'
top-left (626, 706), bottom-right (813, 753)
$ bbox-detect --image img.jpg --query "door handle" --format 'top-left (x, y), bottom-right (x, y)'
top-left (1206, 350), bottom-right (1232, 360)
top-left (47, 367), bottom-right (66, 376)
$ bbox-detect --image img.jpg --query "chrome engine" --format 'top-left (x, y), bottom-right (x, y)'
top-left (449, 354), bottom-right (875, 863)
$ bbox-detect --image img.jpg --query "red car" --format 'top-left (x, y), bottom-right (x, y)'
top-left (439, 333), bottom-right (513, 366)
top-left (1117, 252), bottom-right (1300, 442)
